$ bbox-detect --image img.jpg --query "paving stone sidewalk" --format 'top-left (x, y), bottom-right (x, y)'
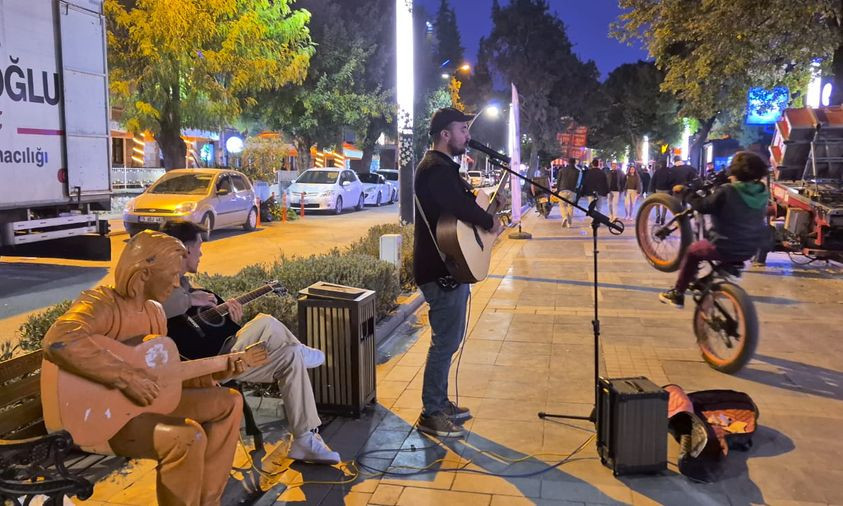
top-left (76, 204), bottom-right (843, 505)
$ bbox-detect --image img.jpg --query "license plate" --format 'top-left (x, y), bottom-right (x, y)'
top-left (139, 216), bottom-right (164, 223)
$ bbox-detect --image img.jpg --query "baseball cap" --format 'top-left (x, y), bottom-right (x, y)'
top-left (429, 107), bottom-right (475, 135)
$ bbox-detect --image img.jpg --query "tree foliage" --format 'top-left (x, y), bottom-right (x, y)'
top-left (478, 0), bottom-right (601, 169)
top-left (256, 0), bottom-right (394, 171)
top-left (239, 136), bottom-right (293, 181)
top-left (106, 0), bottom-right (313, 169)
top-left (590, 61), bottom-right (682, 161)
top-left (433, 0), bottom-right (464, 69)
top-left (614, 0), bottom-right (842, 123)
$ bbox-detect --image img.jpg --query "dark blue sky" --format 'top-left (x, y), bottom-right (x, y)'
top-left (416, 0), bottom-right (649, 80)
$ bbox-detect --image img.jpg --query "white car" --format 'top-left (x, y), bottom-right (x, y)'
top-left (467, 170), bottom-right (484, 187)
top-left (287, 168), bottom-right (364, 214)
top-left (377, 169), bottom-right (399, 202)
top-left (358, 172), bottom-right (392, 206)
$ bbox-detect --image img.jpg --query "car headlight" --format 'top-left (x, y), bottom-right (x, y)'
top-left (174, 202), bottom-right (197, 214)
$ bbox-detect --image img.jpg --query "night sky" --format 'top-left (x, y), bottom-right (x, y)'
top-left (416, 0), bottom-right (649, 80)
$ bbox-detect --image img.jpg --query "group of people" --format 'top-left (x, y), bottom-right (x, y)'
top-left (38, 106), bottom-right (772, 505)
top-left (545, 155), bottom-right (701, 226)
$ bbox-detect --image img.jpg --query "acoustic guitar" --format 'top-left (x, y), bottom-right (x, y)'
top-left (167, 281), bottom-right (286, 360)
top-left (436, 176), bottom-right (509, 283)
top-left (40, 335), bottom-right (267, 452)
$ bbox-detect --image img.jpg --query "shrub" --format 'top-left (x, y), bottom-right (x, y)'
top-left (346, 223), bottom-right (415, 289)
top-left (6, 223), bottom-right (408, 357)
top-left (194, 251), bottom-right (400, 333)
top-left (17, 300), bottom-right (72, 353)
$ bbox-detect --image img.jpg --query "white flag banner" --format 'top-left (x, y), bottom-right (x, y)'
top-left (508, 83), bottom-right (522, 223)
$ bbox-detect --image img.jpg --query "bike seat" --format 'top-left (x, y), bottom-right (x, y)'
top-left (713, 260), bottom-right (745, 277)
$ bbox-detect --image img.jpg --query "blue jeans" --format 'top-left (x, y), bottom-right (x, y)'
top-left (419, 281), bottom-right (470, 415)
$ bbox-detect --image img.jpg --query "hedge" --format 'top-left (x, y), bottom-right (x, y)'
top-left (9, 223), bottom-right (415, 356)
top-left (345, 223), bottom-right (414, 290)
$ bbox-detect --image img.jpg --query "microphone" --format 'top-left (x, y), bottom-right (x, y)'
top-left (468, 139), bottom-right (511, 164)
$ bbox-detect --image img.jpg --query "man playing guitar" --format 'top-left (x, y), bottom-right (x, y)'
top-left (43, 230), bottom-right (247, 506)
top-left (414, 107), bottom-right (503, 438)
top-left (159, 221), bottom-right (340, 464)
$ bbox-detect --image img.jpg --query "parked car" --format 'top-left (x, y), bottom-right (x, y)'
top-left (358, 172), bottom-right (392, 206)
top-left (123, 169), bottom-right (258, 240)
top-left (377, 169), bottom-right (399, 202)
top-left (467, 170), bottom-right (484, 187)
top-left (286, 168), bottom-right (364, 214)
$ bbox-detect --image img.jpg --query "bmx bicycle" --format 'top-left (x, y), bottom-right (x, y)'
top-left (634, 180), bottom-right (759, 373)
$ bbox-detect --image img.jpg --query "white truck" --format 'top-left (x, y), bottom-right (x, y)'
top-left (0, 0), bottom-right (112, 260)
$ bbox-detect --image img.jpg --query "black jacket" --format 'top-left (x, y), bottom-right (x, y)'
top-left (557, 165), bottom-right (580, 192)
top-left (649, 166), bottom-right (674, 192)
top-left (640, 171), bottom-right (651, 193)
top-left (689, 182), bottom-right (769, 259)
top-left (607, 169), bottom-right (626, 192)
top-left (674, 164), bottom-right (699, 185)
top-left (581, 167), bottom-right (609, 197)
top-left (413, 150), bottom-right (494, 286)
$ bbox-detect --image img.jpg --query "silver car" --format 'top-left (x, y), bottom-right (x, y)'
top-left (123, 169), bottom-right (258, 239)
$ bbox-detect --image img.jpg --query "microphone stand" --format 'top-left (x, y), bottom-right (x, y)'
top-left (479, 149), bottom-right (623, 424)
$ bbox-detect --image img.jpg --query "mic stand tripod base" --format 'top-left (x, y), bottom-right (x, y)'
top-left (508, 223), bottom-right (532, 240)
top-left (537, 411), bottom-right (594, 422)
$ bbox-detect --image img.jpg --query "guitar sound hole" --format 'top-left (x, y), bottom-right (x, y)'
top-left (198, 310), bottom-right (227, 328)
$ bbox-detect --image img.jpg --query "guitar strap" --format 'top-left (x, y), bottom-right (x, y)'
top-left (414, 194), bottom-right (460, 290)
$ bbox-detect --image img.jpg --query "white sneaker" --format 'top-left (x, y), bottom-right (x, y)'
top-left (298, 344), bottom-right (325, 368)
top-left (288, 431), bottom-right (340, 464)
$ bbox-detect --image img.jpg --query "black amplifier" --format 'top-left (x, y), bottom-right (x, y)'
top-left (596, 376), bottom-right (668, 476)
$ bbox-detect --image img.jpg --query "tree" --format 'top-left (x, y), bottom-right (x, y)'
top-left (589, 61), bottom-right (682, 162)
top-left (106, 0), bottom-right (313, 169)
top-left (433, 0), bottom-right (464, 70)
top-left (614, 0), bottom-right (842, 164)
top-left (256, 0), bottom-right (393, 171)
top-left (479, 0), bottom-right (601, 171)
top-left (239, 136), bottom-right (293, 182)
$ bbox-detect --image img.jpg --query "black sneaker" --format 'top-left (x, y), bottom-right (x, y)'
top-left (659, 289), bottom-right (685, 309)
top-left (442, 400), bottom-right (472, 421)
top-left (417, 413), bottom-right (466, 438)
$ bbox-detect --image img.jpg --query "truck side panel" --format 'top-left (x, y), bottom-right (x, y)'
top-left (0, 0), bottom-right (66, 209)
top-left (59, 0), bottom-right (110, 198)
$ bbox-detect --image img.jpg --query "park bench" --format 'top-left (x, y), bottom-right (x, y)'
top-left (0, 349), bottom-right (263, 505)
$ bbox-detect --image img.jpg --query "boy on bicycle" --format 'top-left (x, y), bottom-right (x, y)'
top-left (659, 151), bottom-right (770, 308)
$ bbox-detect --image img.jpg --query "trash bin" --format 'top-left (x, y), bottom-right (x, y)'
top-left (298, 282), bottom-right (377, 417)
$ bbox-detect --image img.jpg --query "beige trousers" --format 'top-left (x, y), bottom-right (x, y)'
top-left (230, 314), bottom-right (322, 436)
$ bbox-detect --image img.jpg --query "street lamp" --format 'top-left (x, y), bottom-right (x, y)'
top-left (468, 104), bottom-right (502, 129)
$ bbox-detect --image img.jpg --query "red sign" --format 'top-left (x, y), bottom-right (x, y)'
top-left (557, 126), bottom-right (588, 150)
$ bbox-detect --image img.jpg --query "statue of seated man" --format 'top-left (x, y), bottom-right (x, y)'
top-left (43, 230), bottom-right (245, 506)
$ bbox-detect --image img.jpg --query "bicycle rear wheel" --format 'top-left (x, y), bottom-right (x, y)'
top-left (693, 282), bottom-right (758, 374)
top-left (635, 193), bottom-right (692, 272)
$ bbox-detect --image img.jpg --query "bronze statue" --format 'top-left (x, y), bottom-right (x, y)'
top-left (43, 230), bottom-right (245, 506)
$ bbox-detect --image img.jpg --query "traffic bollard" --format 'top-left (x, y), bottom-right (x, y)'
top-left (282, 192), bottom-right (288, 223)
top-left (300, 192), bottom-right (306, 218)
top-left (255, 196), bottom-right (261, 227)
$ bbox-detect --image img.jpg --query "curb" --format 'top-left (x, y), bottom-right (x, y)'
top-left (375, 289), bottom-right (424, 346)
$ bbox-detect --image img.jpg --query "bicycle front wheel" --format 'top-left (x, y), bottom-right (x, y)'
top-left (635, 193), bottom-right (692, 272)
top-left (694, 282), bottom-right (759, 374)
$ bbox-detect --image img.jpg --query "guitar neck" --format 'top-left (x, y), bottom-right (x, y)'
top-left (179, 351), bottom-right (244, 381)
top-left (198, 285), bottom-right (273, 319)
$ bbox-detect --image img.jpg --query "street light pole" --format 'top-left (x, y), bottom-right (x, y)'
top-left (396, 0), bottom-right (414, 225)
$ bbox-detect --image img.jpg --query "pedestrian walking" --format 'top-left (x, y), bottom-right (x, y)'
top-left (607, 161), bottom-right (626, 221)
top-left (557, 157), bottom-right (580, 227)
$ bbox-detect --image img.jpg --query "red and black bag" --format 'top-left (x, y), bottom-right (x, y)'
top-left (664, 385), bottom-right (759, 482)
